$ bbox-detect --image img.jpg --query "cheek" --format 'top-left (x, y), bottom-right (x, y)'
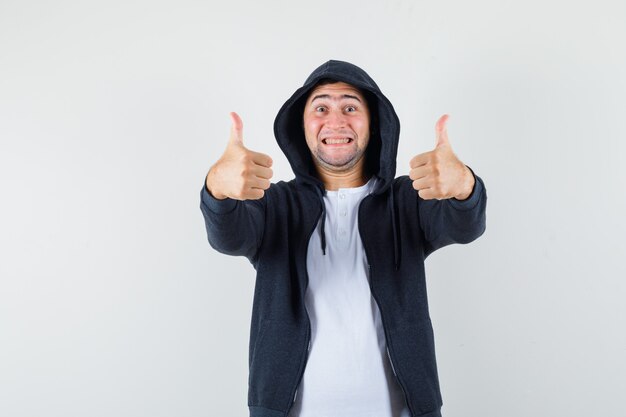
top-left (354, 117), bottom-right (370, 138)
top-left (303, 118), bottom-right (321, 148)
top-left (305, 116), bottom-right (322, 133)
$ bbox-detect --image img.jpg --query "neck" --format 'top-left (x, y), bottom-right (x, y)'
top-left (315, 161), bottom-right (370, 191)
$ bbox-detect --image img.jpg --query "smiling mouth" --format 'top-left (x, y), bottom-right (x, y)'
top-left (322, 138), bottom-right (353, 145)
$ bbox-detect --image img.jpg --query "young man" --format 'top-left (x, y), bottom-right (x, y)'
top-left (200, 60), bottom-right (487, 417)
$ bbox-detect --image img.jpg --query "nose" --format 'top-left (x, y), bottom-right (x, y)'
top-left (324, 109), bottom-right (347, 129)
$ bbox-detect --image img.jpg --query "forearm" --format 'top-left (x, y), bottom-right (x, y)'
top-left (419, 167), bottom-right (487, 253)
top-left (200, 179), bottom-right (265, 259)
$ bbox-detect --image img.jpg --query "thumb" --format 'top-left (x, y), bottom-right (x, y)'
top-left (435, 114), bottom-right (450, 148)
top-left (229, 111), bottom-right (244, 146)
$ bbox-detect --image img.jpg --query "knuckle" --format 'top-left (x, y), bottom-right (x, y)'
top-left (240, 153), bottom-right (251, 164)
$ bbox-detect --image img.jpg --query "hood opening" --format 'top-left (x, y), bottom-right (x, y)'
top-left (273, 60), bottom-right (403, 270)
top-left (274, 60), bottom-right (400, 195)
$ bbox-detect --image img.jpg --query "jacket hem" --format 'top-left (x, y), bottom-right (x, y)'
top-left (249, 405), bottom-right (287, 417)
top-left (248, 405), bottom-right (442, 417)
top-left (412, 407), bottom-right (442, 417)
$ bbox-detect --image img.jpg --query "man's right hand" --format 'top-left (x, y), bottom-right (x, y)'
top-left (205, 112), bottom-right (274, 200)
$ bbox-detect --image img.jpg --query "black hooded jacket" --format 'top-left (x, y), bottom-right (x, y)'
top-left (200, 60), bottom-right (487, 417)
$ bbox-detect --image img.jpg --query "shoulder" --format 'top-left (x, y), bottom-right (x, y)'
top-left (392, 175), bottom-right (416, 196)
top-left (265, 178), bottom-right (316, 203)
top-left (264, 179), bottom-right (322, 224)
top-left (393, 175), bottom-right (412, 188)
top-left (267, 179), bottom-right (298, 196)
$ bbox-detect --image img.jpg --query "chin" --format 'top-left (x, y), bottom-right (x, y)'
top-left (320, 157), bottom-right (361, 172)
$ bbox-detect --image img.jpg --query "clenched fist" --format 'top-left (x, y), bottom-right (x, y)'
top-left (409, 114), bottom-right (475, 200)
top-left (205, 112), bottom-right (274, 200)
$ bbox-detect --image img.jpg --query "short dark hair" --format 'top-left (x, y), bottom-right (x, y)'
top-left (307, 78), bottom-right (368, 104)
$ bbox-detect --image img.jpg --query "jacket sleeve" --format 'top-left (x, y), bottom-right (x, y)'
top-left (199, 174), bottom-right (265, 262)
top-left (418, 165), bottom-right (487, 258)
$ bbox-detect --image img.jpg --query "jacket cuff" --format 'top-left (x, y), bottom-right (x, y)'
top-left (448, 165), bottom-right (483, 211)
top-left (200, 174), bottom-right (238, 214)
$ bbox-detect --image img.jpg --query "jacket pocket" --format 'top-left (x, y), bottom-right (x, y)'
top-left (248, 319), bottom-right (307, 411)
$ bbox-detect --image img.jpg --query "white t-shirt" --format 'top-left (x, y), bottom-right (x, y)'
top-left (288, 178), bottom-right (410, 417)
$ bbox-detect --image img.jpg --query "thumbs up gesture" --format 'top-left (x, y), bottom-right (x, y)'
top-left (409, 114), bottom-right (475, 200)
top-left (205, 112), bottom-right (274, 200)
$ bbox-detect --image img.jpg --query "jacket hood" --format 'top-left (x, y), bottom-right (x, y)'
top-left (273, 60), bottom-right (400, 195)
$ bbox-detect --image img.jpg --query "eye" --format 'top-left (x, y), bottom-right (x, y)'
top-left (315, 106), bottom-right (326, 112)
top-left (345, 105), bottom-right (357, 112)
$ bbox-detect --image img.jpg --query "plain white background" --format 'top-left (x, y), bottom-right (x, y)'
top-left (1, 0), bottom-right (625, 416)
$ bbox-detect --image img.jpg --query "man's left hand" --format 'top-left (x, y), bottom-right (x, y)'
top-left (409, 114), bottom-right (475, 200)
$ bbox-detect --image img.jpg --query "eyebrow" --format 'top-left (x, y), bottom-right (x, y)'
top-left (310, 94), bottom-right (362, 103)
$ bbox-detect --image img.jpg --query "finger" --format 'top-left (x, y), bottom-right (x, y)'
top-left (409, 165), bottom-right (431, 181)
top-left (417, 188), bottom-right (436, 200)
top-left (245, 188), bottom-right (265, 200)
top-left (409, 151), bottom-right (431, 169)
top-left (229, 112), bottom-right (244, 145)
top-left (249, 150), bottom-right (273, 168)
top-left (251, 165), bottom-right (273, 180)
top-left (411, 177), bottom-right (431, 191)
top-left (250, 177), bottom-right (271, 190)
top-left (435, 114), bottom-right (450, 148)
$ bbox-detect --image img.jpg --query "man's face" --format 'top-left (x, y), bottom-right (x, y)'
top-left (303, 81), bottom-right (370, 173)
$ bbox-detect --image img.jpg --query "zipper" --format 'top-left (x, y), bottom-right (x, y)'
top-left (292, 340), bottom-right (312, 403)
top-left (286, 185), bottom-right (413, 414)
top-left (387, 346), bottom-right (398, 377)
top-left (286, 202), bottom-right (321, 415)
top-left (367, 262), bottom-right (413, 416)
top-left (359, 195), bottom-right (414, 417)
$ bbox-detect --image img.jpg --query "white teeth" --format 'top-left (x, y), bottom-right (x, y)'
top-left (324, 138), bottom-right (351, 144)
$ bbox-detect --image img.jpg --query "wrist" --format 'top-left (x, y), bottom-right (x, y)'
top-left (453, 165), bottom-right (475, 200)
top-left (205, 166), bottom-right (228, 200)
